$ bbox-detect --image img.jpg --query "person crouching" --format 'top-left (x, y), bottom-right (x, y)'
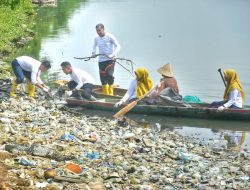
top-left (10, 56), bottom-right (51, 98)
top-left (61, 61), bottom-right (96, 101)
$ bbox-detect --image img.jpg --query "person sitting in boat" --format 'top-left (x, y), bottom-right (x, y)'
top-left (114, 67), bottom-right (153, 107)
top-left (210, 69), bottom-right (246, 111)
top-left (149, 63), bottom-right (179, 98)
top-left (61, 61), bottom-right (96, 101)
top-left (141, 63), bottom-right (190, 107)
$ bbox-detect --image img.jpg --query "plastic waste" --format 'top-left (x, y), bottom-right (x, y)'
top-left (209, 166), bottom-right (221, 177)
top-left (240, 176), bottom-right (249, 181)
top-left (178, 149), bottom-right (201, 162)
top-left (0, 117), bottom-right (11, 123)
top-left (35, 182), bottom-right (48, 188)
top-left (151, 123), bottom-right (161, 141)
top-left (208, 139), bottom-right (228, 150)
top-left (183, 95), bottom-right (203, 103)
top-left (86, 152), bottom-right (100, 159)
top-left (44, 168), bottom-right (57, 179)
top-left (66, 162), bottom-right (82, 174)
top-left (60, 132), bottom-right (75, 141)
top-left (18, 157), bottom-right (36, 166)
top-left (139, 185), bottom-right (154, 190)
top-left (122, 132), bottom-right (136, 140)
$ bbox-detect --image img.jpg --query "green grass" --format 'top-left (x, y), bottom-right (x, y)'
top-left (0, 0), bottom-right (35, 59)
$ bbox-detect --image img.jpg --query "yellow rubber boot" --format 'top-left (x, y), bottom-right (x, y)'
top-left (109, 84), bottom-right (114, 96)
top-left (28, 82), bottom-right (35, 97)
top-left (102, 84), bottom-right (109, 95)
top-left (9, 80), bottom-right (17, 97)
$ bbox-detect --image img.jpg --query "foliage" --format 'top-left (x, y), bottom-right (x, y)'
top-left (20, 0), bottom-right (87, 59)
top-left (0, 0), bottom-right (35, 59)
top-left (0, 0), bottom-right (22, 10)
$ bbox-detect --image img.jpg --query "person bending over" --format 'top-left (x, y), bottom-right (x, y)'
top-left (61, 61), bottom-right (96, 101)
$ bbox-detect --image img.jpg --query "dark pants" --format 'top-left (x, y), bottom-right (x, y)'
top-left (11, 59), bottom-right (31, 84)
top-left (68, 81), bottom-right (93, 99)
top-left (98, 60), bottom-right (115, 85)
top-left (210, 100), bottom-right (241, 109)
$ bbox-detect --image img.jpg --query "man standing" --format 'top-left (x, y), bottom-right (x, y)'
top-left (10, 56), bottom-right (51, 97)
top-left (61, 61), bottom-right (96, 100)
top-left (92, 23), bottom-right (121, 95)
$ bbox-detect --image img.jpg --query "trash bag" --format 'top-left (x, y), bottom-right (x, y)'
top-left (183, 95), bottom-right (203, 104)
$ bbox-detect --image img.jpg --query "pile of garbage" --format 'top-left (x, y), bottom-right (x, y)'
top-left (0, 96), bottom-right (249, 189)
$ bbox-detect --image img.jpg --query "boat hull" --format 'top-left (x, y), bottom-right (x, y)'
top-left (66, 97), bottom-right (250, 121)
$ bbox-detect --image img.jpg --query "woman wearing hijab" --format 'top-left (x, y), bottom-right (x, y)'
top-left (210, 69), bottom-right (246, 111)
top-left (114, 67), bottom-right (153, 107)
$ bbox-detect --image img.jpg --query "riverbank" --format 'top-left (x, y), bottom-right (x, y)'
top-left (0, 0), bottom-right (36, 63)
top-left (0, 97), bottom-right (249, 189)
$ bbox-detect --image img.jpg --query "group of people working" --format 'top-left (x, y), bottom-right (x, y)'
top-left (9, 23), bottom-right (246, 111)
top-left (9, 23), bottom-right (119, 99)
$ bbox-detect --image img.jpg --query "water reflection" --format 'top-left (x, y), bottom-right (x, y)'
top-left (176, 128), bottom-right (249, 153)
top-left (223, 131), bottom-right (246, 151)
top-left (75, 109), bottom-right (250, 150)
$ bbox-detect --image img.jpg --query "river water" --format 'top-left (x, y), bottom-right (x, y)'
top-left (22, 0), bottom-right (250, 149)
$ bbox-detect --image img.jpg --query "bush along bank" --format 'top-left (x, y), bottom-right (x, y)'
top-left (0, 0), bottom-right (35, 63)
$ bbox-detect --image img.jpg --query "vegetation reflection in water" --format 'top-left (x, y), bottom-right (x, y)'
top-left (18, 0), bottom-right (87, 60)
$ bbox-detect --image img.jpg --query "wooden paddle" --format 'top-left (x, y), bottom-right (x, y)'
top-left (113, 89), bottom-right (152, 118)
top-left (218, 68), bottom-right (226, 87)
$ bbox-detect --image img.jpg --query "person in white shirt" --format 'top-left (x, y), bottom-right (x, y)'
top-left (61, 61), bottom-right (96, 100)
top-left (92, 23), bottom-right (121, 95)
top-left (210, 69), bottom-right (246, 111)
top-left (10, 56), bottom-right (51, 97)
top-left (114, 68), bottom-right (153, 107)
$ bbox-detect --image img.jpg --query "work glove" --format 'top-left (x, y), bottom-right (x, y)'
top-left (114, 100), bottom-right (124, 108)
top-left (217, 106), bottom-right (225, 111)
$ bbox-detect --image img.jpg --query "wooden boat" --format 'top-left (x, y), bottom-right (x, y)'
top-left (66, 87), bottom-right (250, 121)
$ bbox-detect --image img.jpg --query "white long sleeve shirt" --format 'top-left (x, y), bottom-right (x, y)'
top-left (121, 79), bottom-right (137, 103)
top-left (223, 89), bottom-right (243, 108)
top-left (16, 56), bottom-right (43, 85)
top-left (70, 68), bottom-right (95, 90)
top-left (92, 32), bottom-right (121, 62)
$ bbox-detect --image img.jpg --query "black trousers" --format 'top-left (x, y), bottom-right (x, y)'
top-left (98, 60), bottom-right (115, 85)
top-left (68, 81), bottom-right (93, 99)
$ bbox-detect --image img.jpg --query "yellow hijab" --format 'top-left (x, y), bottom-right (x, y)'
top-left (135, 68), bottom-right (153, 98)
top-left (223, 69), bottom-right (246, 101)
